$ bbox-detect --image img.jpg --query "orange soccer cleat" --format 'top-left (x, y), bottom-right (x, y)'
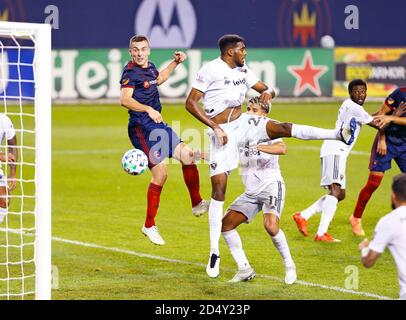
top-left (349, 215), bottom-right (366, 236)
top-left (314, 233), bottom-right (341, 242)
top-left (292, 212), bottom-right (308, 236)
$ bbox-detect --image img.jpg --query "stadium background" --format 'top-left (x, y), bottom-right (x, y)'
top-left (1, 0), bottom-right (405, 300)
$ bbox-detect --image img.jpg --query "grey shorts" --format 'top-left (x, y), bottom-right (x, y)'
top-left (228, 180), bottom-right (285, 223)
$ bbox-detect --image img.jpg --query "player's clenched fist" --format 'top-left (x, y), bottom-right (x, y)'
top-left (173, 51), bottom-right (187, 64)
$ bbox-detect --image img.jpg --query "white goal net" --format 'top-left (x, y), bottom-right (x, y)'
top-left (0, 22), bottom-right (51, 300)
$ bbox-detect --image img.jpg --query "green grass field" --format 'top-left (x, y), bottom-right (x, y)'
top-left (10, 101), bottom-right (404, 300)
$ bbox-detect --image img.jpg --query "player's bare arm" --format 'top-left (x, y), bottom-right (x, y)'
top-left (156, 51), bottom-right (187, 85)
top-left (251, 81), bottom-right (276, 104)
top-left (6, 135), bottom-right (18, 191)
top-left (185, 88), bottom-right (228, 146)
top-left (120, 87), bottom-right (162, 123)
top-left (256, 141), bottom-right (287, 155)
top-left (374, 101), bottom-right (406, 129)
top-left (359, 239), bottom-right (381, 268)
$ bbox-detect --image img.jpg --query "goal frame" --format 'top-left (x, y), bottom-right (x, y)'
top-left (0, 21), bottom-right (52, 300)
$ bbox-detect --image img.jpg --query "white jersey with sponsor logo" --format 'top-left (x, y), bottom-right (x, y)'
top-left (191, 57), bottom-right (259, 118)
top-left (0, 114), bottom-right (16, 178)
top-left (320, 99), bottom-right (373, 157)
top-left (369, 205), bottom-right (406, 298)
top-left (239, 138), bottom-right (283, 196)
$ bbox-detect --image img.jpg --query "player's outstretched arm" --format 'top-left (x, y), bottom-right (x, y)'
top-left (7, 135), bottom-right (17, 191)
top-left (374, 102), bottom-right (406, 129)
top-left (256, 141), bottom-right (287, 155)
top-left (120, 87), bottom-right (162, 123)
top-left (156, 51), bottom-right (187, 85)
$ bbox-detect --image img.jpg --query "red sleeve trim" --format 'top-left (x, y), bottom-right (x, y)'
top-left (121, 85), bottom-right (135, 89)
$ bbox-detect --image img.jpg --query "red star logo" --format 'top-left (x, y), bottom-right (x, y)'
top-left (287, 51), bottom-right (328, 96)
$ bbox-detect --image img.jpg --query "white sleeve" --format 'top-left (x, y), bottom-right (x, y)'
top-left (354, 105), bottom-right (373, 125)
top-left (369, 218), bottom-right (393, 254)
top-left (246, 67), bottom-right (260, 88)
top-left (271, 138), bottom-right (283, 144)
top-left (2, 115), bottom-right (15, 140)
top-left (191, 65), bottom-right (212, 93)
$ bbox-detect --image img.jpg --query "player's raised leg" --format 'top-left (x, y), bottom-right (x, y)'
top-left (264, 212), bottom-right (296, 284)
top-left (265, 118), bottom-right (357, 146)
top-left (141, 162), bottom-right (167, 245)
top-left (222, 210), bottom-right (256, 282)
top-left (173, 142), bottom-right (209, 217)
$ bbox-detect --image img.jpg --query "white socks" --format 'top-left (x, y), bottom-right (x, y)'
top-left (0, 207), bottom-right (6, 224)
top-left (317, 195), bottom-right (338, 236)
top-left (291, 124), bottom-right (338, 140)
top-left (301, 196), bottom-right (326, 220)
top-left (271, 229), bottom-right (295, 267)
top-left (222, 229), bottom-right (251, 270)
top-left (209, 198), bottom-right (224, 256)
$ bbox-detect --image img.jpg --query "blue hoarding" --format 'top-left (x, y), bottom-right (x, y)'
top-left (1, 0), bottom-right (405, 49)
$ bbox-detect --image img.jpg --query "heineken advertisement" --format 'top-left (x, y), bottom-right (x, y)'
top-left (52, 48), bottom-right (333, 100)
top-left (334, 48), bottom-right (406, 97)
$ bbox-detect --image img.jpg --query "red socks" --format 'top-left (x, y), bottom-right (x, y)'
top-left (353, 173), bottom-right (383, 219)
top-left (145, 183), bottom-right (163, 228)
top-left (182, 164), bottom-right (202, 207)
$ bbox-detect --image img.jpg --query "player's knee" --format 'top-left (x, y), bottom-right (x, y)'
top-left (338, 190), bottom-right (346, 201)
top-left (264, 216), bottom-right (279, 236)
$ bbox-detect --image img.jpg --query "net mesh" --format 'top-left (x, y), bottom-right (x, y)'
top-left (0, 31), bottom-right (37, 300)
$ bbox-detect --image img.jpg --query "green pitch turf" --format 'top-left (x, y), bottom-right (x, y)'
top-left (49, 102), bottom-right (400, 300)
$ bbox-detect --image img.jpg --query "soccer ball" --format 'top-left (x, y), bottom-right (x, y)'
top-left (320, 35), bottom-right (335, 48)
top-left (121, 149), bottom-right (148, 175)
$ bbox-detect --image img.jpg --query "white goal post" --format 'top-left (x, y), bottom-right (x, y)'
top-left (0, 22), bottom-right (51, 300)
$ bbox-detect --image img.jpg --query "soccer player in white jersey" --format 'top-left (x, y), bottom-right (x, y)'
top-left (359, 173), bottom-right (406, 300)
top-left (221, 97), bottom-right (296, 284)
top-left (0, 113), bottom-right (18, 224)
top-left (185, 34), bottom-right (356, 278)
top-left (293, 79), bottom-right (379, 242)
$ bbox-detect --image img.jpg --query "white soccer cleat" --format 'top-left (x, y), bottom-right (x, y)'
top-left (192, 199), bottom-right (210, 217)
top-left (141, 225), bottom-right (165, 246)
top-left (284, 264), bottom-right (297, 285)
top-left (206, 253), bottom-right (220, 278)
top-left (229, 267), bottom-right (256, 283)
top-left (339, 117), bottom-right (357, 145)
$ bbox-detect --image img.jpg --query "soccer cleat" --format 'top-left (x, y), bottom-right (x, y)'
top-left (339, 117), bottom-right (357, 145)
top-left (284, 264), bottom-right (297, 285)
top-left (314, 232), bottom-right (341, 242)
top-left (349, 215), bottom-right (366, 236)
top-left (192, 199), bottom-right (210, 217)
top-left (292, 212), bottom-right (308, 236)
top-left (141, 225), bottom-right (165, 245)
top-left (229, 267), bottom-right (256, 283)
top-left (206, 253), bottom-right (220, 278)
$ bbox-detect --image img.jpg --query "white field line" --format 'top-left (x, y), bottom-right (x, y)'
top-left (0, 227), bottom-right (393, 300)
top-left (52, 146), bottom-right (370, 157)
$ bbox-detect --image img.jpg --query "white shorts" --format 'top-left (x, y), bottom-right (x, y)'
top-left (208, 112), bottom-right (270, 177)
top-left (0, 171), bottom-right (5, 187)
top-left (228, 180), bottom-right (285, 223)
top-left (320, 154), bottom-right (347, 189)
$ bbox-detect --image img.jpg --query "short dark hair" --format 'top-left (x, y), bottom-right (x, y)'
top-left (348, 79), bottom-right (367, 94)
top-left (248, 96), bottom-right (270, 114)
top-left (392, 173), bottom-right (406, 202)
top-left (218, 34), bottom-right (245, 55)
top-left (129, 35), bottom-right (150, 48)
